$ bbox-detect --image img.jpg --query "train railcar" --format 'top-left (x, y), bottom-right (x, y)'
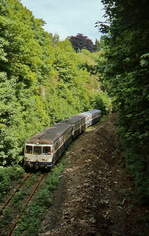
top-left (24, 123), bottom-right (72, 168)
top-left (80, 111), bottom-right (92, 127)
top-left (24, 109), bottom-right (101, 169)
top-left (80, 109), bottom-right (101, 127)
top-left (57, 115), bottom-right (86, 138)
top-left (89, 109), bottom-right (102, 125)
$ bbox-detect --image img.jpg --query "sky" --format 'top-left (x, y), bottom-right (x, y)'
top-left (20, 0), bottom-right (104, 42)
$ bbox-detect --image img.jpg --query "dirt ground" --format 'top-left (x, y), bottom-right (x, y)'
top-left (40, 114), bottom-right (149, 236)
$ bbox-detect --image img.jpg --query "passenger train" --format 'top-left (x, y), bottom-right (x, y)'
top-left (24, 109), bottom-right (101, 169)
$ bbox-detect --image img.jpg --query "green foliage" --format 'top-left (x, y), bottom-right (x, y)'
top-left (140, 53), bottom-right (149, 67)
top-left (0, 166), bottom-right (24, 201)
top-left (13, 162), bottom-right (64, 236)
top-left (0, 0), bottom-right (108, 166)
top-left (68, 33), bottom-right (96, 52)
top-left (98, 0), bottom-right (149, 203)
top-left (91, 92), bottom-right (112, 114)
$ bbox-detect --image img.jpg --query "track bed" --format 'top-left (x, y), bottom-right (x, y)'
top-left (0, 173), bottom-right (48, 236)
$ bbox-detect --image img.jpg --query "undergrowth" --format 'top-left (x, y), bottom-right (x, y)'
top-left (0, 166), bottom-right (25, 202)
top-left (13, 161), bottom-right (65, 236)
top-left (0, 173), bottom-right (41, 235)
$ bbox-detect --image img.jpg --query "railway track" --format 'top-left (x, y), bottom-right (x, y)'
top-left (0, 173), bottom-right (31, 214)
top-left (0, 173), bottom-right (48, 236)
top-left (8, 173), bottom-right (48, 236)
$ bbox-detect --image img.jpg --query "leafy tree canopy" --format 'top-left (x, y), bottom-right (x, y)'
top-left (0, 0), bottom-right (109, 166)
top-left (97, 0), bottom-right (149, 203)
top-left (68, 33), bottom-right (96, 52)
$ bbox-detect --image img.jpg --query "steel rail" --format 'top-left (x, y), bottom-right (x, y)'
top-left (8, 173), bottom-right (48, 236)
top-left (0, 173), bottom-right (31, 214)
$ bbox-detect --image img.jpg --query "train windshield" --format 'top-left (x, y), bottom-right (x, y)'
top-left (26, 145), bottom-right (33, 154)
top-left (43, 146), bottom-right (51, 155)
top-left (33, 146), bottom-right (42, 155)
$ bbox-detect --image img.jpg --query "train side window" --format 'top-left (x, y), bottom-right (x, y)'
top-left (26, 145), bottom-right (32, 154)
top-left (34, 146), bottom-right (42, 154)
top-left (55, 140), bottom-right (60, 150)
top-left (43, 146), bottom-right (51, 154)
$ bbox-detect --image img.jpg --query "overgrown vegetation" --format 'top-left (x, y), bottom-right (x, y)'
top-left (13, 162), bottom-right (64, 236)
top-left (0, 0), bottom-right (109, 166)
top-left (0, 166), bottom-right (24, 201)
top-left (97, 0), bottom-right (149, 203)
top-left (0, 173), bottom-right (40, 235)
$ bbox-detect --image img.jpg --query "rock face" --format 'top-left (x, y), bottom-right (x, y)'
top-left (40, 114), bottom-right (149, 236)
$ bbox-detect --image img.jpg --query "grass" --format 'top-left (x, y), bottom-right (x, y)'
top-left (0, 166), bottom-right (25, 202)
top-left (0, 173), bottom-right (41, 235)
top-left (13, 161), bottom-right (65, 236)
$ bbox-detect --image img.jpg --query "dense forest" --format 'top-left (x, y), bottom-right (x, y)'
top-left (0, 0), bottom-right (148, 206)
top-left (0, 0), bottom-right (109, 166)
top-left (97, 0), bottom-right (149, 203)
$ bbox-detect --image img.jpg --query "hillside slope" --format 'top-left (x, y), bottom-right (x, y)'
top-left (40, 115), bottom-right (149, 236)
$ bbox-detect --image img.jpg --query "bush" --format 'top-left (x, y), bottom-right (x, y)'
top-left (0, 166), bottom-right (24, 201)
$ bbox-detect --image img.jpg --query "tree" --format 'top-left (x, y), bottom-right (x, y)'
top-left (97, 0), bottom-right (149, 203)
top-left (68, 33), bottom-right (95, 52)
top-left (0, 0), bottom-right (106, 165)
top-left (94, 39), bottom-right (100, 51)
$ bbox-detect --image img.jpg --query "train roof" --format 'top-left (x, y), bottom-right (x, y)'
top-left (80, 111), bottom-right (91, 117)
top-left (58, 115), bottom-right (85, 125)
top-left (89, 109), bottom-right (101, 114)
top-left (80, 109), bottom-right (101, 116)
top-left (26, 123), bottom-right (72, 145)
